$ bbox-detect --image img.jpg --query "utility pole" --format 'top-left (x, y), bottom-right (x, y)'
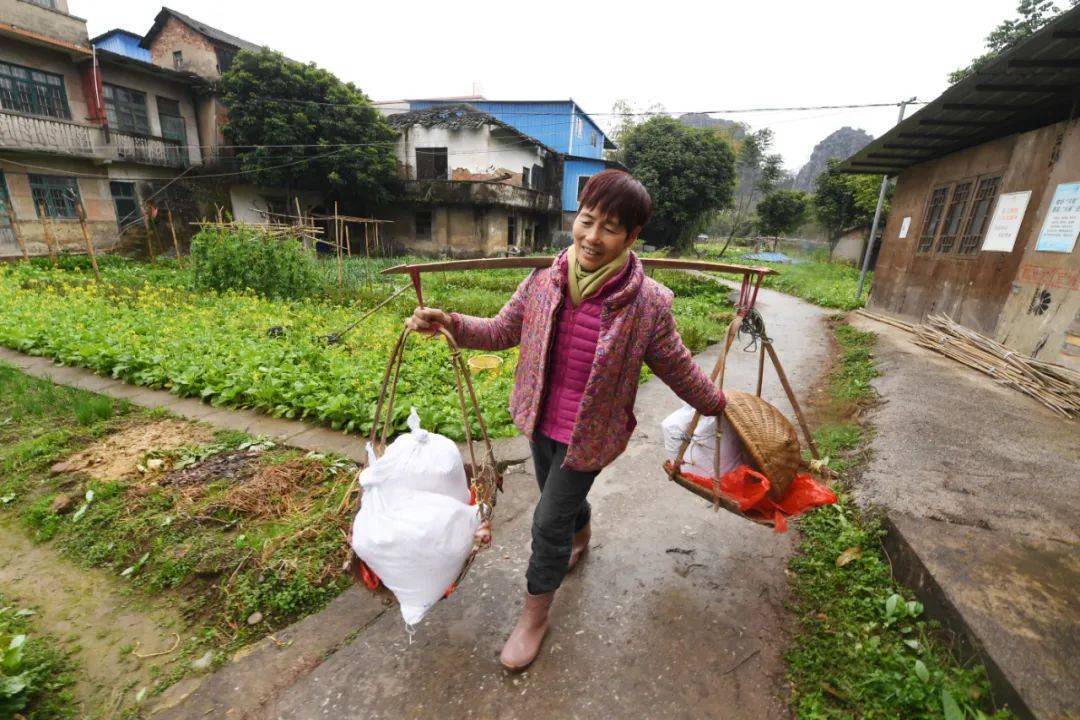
top-left (856, 97), bottom-right (917, 301)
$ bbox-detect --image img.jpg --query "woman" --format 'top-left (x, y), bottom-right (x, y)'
top-left (407, 170), bottom-right (725, 671)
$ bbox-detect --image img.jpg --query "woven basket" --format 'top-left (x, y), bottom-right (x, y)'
top-left (723, 390), bottom-right (801, 501)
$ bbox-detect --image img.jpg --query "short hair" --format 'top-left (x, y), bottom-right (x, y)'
top-left (578, 169), bottom-right (652, 231)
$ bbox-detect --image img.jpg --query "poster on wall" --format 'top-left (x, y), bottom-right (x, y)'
top-left (981, 190), bottom-right (1031, 252)
top-left (898, 216), bottom-right (911, 239)
top-left (1035, 181), bottom-right (1080, 253)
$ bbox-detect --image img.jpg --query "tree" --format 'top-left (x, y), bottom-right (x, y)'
top-left (620, 116), bottom-right (736, 250)
top-left (220, 49), bottom-right (399, 208)
top-left (756, 190), bottom-right (810, 237)
top-left (718, 129), bottom-right (786, 255)
top-left (948, 0), bottom-right (1075, 83)
top-left (812, 159), bottom-right (888, 260)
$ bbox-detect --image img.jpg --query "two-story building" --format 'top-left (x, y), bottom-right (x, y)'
top-left (0, 0), bottom-right (205, 259)
top-left (381, 104), bottom-right (561, 256)
top-left (404, 98), bottom-right (621, 231)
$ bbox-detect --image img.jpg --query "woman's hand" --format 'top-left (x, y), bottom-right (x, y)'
top-left (406, 307), bottom-right (452, 335)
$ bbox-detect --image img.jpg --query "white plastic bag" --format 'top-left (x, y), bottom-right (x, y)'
top-left (351, 483), bottom-right (480, 626)
top-left (661, 404), bottom-right (748, 479)
top-left (368, 407), bottom-right (470, 504)
top-left (351, 412), bottom-right (480, 626)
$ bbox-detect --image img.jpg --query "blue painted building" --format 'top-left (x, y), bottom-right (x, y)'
top-left (90, 29), bottom-right (152, 62)
top-left (408, 99), bottom-right (620, 223)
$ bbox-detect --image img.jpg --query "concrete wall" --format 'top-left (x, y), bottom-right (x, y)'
top-left (228, 185), bottom-right (323, 224)
top-left (382, 204), bottom-right (545, 258)
top-left (0, 156), bottom-right (123, 258)
top-left (869, 119), bottom-right (1080, 364)
top-left (147, 16), bottom-right (221, 79)
top-left (395, 124), bottom-right (547, 186)
top-left (833, 228), bottom-right (865, 265)
top-left (0, 40), bottom-right (90, 124)
top-left (96, 60), bottom-right (203, 165)
top-left (562, 157), bottom-right (607, 212)
top-left (0, 0), bottom-right (88, 48)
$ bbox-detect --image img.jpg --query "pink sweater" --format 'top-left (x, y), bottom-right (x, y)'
top-left (450, 251), bottom-right (725, 472)
top-left (537, 263), bottom-right (630, 443)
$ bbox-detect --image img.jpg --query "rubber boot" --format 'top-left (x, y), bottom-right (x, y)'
top-left (567, 522), bottom-right (591, 571)
top-left (499, 591), bottom-right (554, 671)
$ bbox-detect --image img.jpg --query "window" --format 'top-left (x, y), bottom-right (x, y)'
top-left (157, 96), bottom-right (186, 164)
top-left (532, 163), bottom-right (543, 191)
top-left (416, 147), bottom-right (448, 180)
top-left (522, 167), bottom-right (530, 188)
top-left (29, 175), bottom-right (80, 219)
top-left (104, 83), bottom-right (150, 135)
top-left (958, 176), bottom-right (1002, 254)
top-left (415, 211), bottom-right (432, 240)
top-left (215, 47), bottom-right (236, 75)
top-left (0, 171), bottom-right (13, 247)
top-left (917, 187), bottom-right (949, 253)
top-left (507, 216), bottom-right (517, 246)
top-left (172, 51), bottom-right (184, 69)
top-left (0, 61), bottom-right (70, 119)
top-left (936, 182), bottom-right (972, 253)
top-left (591, 131), bottom-right (598, 147)
top-left (25, 0), bottom-right (58, 8)
top-left (110, 181), bottom-right (141, 229)
top-left (577, 175), bottom-right (591, 200)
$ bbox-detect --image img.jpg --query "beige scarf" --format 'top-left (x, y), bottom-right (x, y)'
top-left (566, 245), bottom-right (630, 306)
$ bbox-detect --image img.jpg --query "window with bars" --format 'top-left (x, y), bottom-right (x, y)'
top-left (415, 147), bottom-right (448, 180)
top-left (157, 96), bottom-right (186, 164)
top-left (109, 181), bottom-right (141, 229)
top-left (104, 83), bottom-right (150, 135)
top-left (958, 176), bottom-right (1002, 254)
top-left (507, 215), bottom-right (517, 246)
top-left (936, 182), bottom-right (972, 253)
top-left (532, 163), bottom-right (543, 191)
top-left (0, 61), bottom-right (70, 119)
top-left (29, 175), bottom-right (80, 219)
top-left (918, 187), bottom-right (949, 252)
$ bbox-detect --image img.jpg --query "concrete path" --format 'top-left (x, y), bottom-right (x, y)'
top-left (850, 313), bottom-right (1080, 720)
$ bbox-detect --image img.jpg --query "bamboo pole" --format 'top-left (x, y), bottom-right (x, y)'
top-left (345, 224), bottom-right (351, 257)
top-left (3, 207), bottom-right (28, 262)
top-left (37, 203), bottom-right (57, 268)
top-left (167, 208), bottom-right (183, 268)
top-left (140, 204), bottom-right (157, 262)
top-left (75, 202), bottom-right (101, 282)
top-left (364, 221), bottom-right (372, 290)
top-left (335, 202), bottom-right (343, 292)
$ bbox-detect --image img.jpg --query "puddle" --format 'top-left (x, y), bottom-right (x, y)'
top-left (0, 517), bottom-right (190, 717)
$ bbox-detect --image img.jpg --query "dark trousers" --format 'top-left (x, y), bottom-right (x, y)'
top-left (526, 433), bottom-right (598, 595)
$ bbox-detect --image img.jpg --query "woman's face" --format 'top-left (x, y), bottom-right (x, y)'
top-left (571, 206), bottom-right (640, 271)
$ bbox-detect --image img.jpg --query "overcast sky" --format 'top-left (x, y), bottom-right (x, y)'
top-left (74, 0), bottom-right (1021, 170)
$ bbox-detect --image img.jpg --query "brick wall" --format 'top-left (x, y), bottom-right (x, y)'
top-left (148, 17), bottom-right (220, 79)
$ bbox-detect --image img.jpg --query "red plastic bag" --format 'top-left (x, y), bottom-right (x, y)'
top-left (679, 465), bottom-right (836, 533)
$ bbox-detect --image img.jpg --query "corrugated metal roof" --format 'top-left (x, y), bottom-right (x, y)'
top-left (839, 4), bottom-right (1080, 175)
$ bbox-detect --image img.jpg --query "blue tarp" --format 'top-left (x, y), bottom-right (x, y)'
top-left (746, 251), bottom-right (796, 264)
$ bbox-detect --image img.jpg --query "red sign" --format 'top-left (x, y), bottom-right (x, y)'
top-left (1017, 265), bottom-right (1080, 290)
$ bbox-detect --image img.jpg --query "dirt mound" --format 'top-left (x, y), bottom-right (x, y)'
top-left (160, 449), bottom-right (262, 488)
top-left (211, 458), bottom-right (330, 519)
top-left (50, 419), bottom-right (214, 482)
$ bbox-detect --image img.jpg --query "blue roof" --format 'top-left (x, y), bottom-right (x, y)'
top-left (91, 29), bottom-right (151, 62)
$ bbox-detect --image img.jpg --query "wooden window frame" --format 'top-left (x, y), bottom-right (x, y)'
top-left (109, 181), bottom-right (142, 230)
top-left (936, 180), bottom-right (974, 254)
top-left (958, 175), bottom-right (1003, 255)
top-left (415, 147), bottom-right (448, 180)
top-left (104, 83), bottom-right (150, 135)
top-left (414, 211), bottom-right (432, 240)
top-left (916, 173), bottom-right (1005, 258)
top-left (507, 215), bottom-right (517, 246)
top-left (917, 185), bottom-right (949, 253)
top-left (0, 61), bottom-right (70, 120)
top-left (29, 174), bottom-right (80, 219)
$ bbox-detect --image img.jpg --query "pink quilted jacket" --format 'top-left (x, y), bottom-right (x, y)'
top-left (450, 251), bottom-right (725, 472)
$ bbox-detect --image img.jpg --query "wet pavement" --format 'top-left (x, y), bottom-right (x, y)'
top-left (253, 285), bottom-right (830, 720)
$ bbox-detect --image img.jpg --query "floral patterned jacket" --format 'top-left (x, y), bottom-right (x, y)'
top-left (450, 250), bottom-right (725, 472)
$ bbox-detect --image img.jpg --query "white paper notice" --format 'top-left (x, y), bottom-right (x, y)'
top-left (1036, 182), bottom-right (1080, 253)
top-left (898, 216), bottom-right (911, 239)
top-left (982, 191), bottom-right (1031, 252)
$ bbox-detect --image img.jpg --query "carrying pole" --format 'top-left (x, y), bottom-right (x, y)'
top-left (856, 97), bottom-right (916, 301)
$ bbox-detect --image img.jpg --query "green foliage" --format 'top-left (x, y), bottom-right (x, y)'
top-left (620, 116), bottom-right (737, 248)
top-left (190, 225), bottom-right (320, 299)
top-left (756, 190), bottom-right (811, 236)
top-left (0, 598), bottom-right (77, 720)
top-left (220, 48), bottom-right (399, 205)
top-left (813, 159), bottom-right (889, 256)
top-left (787, 324), bottom-right (1015, 719)
top-left (949, 0), bottom-right (1071, 83)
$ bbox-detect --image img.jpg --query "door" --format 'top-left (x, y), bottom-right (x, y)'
top-left (0, 171), bottom-right (16, 255)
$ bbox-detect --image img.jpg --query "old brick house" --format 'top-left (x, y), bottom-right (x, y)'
top-left (840, 5), bottom-right (1080, 367)
top-left (0, 0), bottom-right (205, 259)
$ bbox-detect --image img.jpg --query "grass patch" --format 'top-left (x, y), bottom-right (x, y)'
top-left (0, 594), bottom-right (78, 720)
top-left (786, 321), bottom-right (1014, 719)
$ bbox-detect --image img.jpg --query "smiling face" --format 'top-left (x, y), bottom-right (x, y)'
top-left (572, 206), bottom-right (642, 271)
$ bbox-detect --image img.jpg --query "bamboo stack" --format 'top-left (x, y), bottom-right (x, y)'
top-left (858, 310), bottom-right (1080, 419)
